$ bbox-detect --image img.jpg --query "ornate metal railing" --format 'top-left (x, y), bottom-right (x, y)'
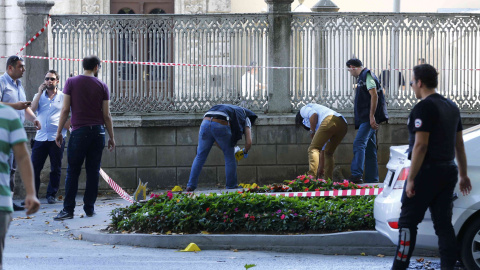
top-left (50, 13), bottom-right (480, 113)
top-left (291, 12), bottom-right (480, 112)
top-left (50, 14), bottom-right (269, 112)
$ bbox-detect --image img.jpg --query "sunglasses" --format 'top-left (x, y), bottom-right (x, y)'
top-left (45, 77), bottom-right (57, 81)
top-left (9, 56), bottom-right (24, 62)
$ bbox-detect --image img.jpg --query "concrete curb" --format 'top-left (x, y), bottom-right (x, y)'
top-left (45, 196), bottom-right (436, 257)
top-left (76, 228), bottom-right (437, 256)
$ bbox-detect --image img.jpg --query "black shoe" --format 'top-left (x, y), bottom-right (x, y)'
top-left (13, 203), bottom-right (24, 211)
top-left (20, 201), bottom-right (25, 206)
top-left (85, 211), bottom-right (96, 217)
top-left (46, 196), bottom-right (57, 204)
top-left (347, 175), bottom-right (364, 184)
top-left (186, 187), bottom-right (195, 192)
top-left (54, 209), bottom-right (73, 221)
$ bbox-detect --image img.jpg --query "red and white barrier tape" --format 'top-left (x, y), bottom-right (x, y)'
top-left (259, 188), bottom-right (383, 197)
top-left (99, 168), bottom-right (134, 203)
top-left (3, 55), bottom-right (480, 72)
top-left (16, 15), bottom-right (50, 55)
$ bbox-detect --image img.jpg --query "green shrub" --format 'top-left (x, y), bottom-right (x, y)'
top-left (109, 192), bottom-right (375, 234)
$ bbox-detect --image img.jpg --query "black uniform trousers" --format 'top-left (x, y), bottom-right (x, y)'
top-left (392, 161), bottom-right (458, 270)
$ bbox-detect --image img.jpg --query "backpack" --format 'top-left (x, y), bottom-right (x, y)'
top-left (375, 89), bottom-right (389, 124)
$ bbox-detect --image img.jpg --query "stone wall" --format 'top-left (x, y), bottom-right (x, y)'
top-left (16, 113), bottom-right (479, 198)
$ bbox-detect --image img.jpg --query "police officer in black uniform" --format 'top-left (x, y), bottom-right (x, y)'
top-left (392, 64), bottom-right (472, 270)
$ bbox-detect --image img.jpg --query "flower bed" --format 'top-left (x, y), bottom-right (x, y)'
top-left (109, 191), bottom-right (375, 234)
top-left (243, 174), bottom-right (378, 193)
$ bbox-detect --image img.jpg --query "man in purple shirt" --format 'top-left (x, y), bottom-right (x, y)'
top-left (53, 55), bottom-right (115, 220)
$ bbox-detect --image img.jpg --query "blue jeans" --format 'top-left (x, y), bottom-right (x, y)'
top-left (187, 120), bottom-right (237, 189)
top-left (63, 125), bottom-right (105, 214)
top-left (351, 122), bottom-right (378, 182)
top-left (31, 140), bottom-right (65, 198)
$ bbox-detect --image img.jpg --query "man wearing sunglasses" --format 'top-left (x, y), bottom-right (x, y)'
top-left (29, 70), bottom-right (70, 204)
top-left (0, 55), bottom-right (41, 211)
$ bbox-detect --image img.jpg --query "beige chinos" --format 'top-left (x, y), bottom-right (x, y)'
top-left (307, 115), bottom-right (348, 179)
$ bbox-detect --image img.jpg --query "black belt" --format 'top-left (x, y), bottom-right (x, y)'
top-left (204, 114), bottom-right (228, 121)
top-left (423, 160), bottom-right (456, 166)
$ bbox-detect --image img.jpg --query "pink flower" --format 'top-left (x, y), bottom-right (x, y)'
top-left (245, 213), bottom-right (249, 218)
top-left (234, 208), bottom-right (239, 212)
top-left (307, 175), bottom-right (313, 179)
top-left (276, 209), bottom-right (282, 214)
top-left (281, 214), bottom-right (285, 220)
top-left (298, 175), bottom-right (306, 180)
top-left (167, 191), bottom-right (173, 200)
top-left (304, 179), bottom-right (310, 184)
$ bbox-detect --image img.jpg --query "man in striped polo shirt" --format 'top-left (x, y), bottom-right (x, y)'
top-left (0, 104), bottom-right (40, 268)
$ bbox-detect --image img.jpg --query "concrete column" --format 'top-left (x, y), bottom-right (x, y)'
top-left (17, 0), bottom-right (54, 100)
top-left (265, 0), bottom-right (293, 113)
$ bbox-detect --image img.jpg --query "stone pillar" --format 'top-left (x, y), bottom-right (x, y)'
top-left (265, 0), bottom-right (293, 113)
top-left (17, 0), bottom-right (54, 100)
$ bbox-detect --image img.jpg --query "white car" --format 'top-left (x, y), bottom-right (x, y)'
top-left (374, 124), bottom-right (480, 270)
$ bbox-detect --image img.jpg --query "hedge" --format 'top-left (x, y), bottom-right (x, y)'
top-left (109, 191), bottom-right (375, 234)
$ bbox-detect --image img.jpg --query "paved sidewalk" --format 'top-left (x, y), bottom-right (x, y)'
top-left (11, 188), bottom-right (436, 257)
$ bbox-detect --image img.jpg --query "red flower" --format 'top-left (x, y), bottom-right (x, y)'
top-left (250, 216), bottom-right (255, 221)
top-left (237, 191), bottom-right (243, 194)
top-left (223, 219), bottom-right (226, 223)
top-left (167, 191), bottom-right (173, 200)
top-left (206, 207), bottom-right (210, 212)
top-left (304, 187), bottom-right (309, 191)
top-left (298, 175), bottom-right (306, 180)
top-left (315, 188), bottom-right (320, 191)
top-left (304, 179), bottom-right (310, 184)
top-left (281, 214), bottom-right (285, 220)
top-left (230, 219), bottom-right (233, 223)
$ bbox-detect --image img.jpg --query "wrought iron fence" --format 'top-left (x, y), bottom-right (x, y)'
top-left (291, 12), bottom-right (480, 112)
top-left (50, 14), bottom-right (269, 112)
top-left (50, 13), bottom-right (480, 113)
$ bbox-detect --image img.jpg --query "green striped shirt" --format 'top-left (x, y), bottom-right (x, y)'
top-left (0, 104), bottom-right (27, 212)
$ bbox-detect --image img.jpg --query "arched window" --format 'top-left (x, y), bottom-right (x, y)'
top-left (149, 8), bottom-right (166, 14)
top-left (118, 7), bottom-right (135, 14)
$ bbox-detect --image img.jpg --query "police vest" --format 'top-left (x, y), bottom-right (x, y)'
top-left (354, 68), bottom-right (389, 129)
